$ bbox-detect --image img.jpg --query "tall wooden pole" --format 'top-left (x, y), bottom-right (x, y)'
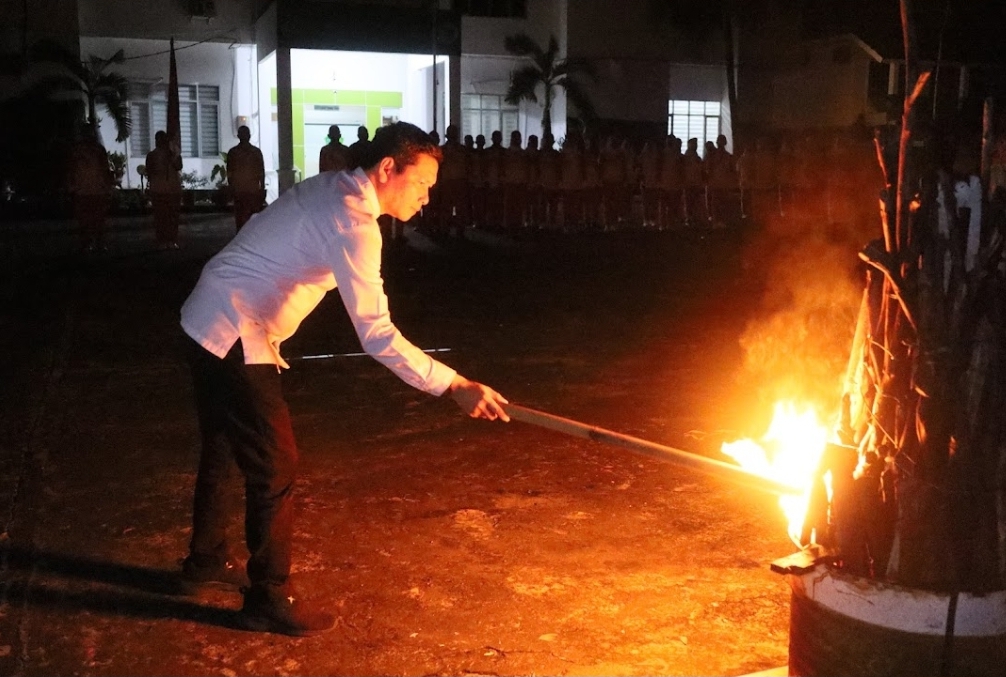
top-left (167, 38), bottom-right (181, 157)
top-left (431, 3), bottom-right (438, 135)
top-left (896, 0), bottom-right (917, 252)
top-left (981, 97), bottom-right (995, 183)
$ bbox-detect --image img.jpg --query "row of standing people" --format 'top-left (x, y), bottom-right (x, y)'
top-left (315, 122), bottom-right (889, 239)
top-left (734, 133), bottom-right (883, 234)
top-left (319, 124), bottom-right (743, 235)
top-left (143, 125), bottom-right (266, 248)
top-left (65, 124), bottom-right (178, 251)
top-left (67, 125), bottom-right (266, 251)
top-left (319, 124), bottom-right (885, 238)
top-left (67, 120), bottom-right (885, 253)
top-left (426, 127), bottom-right (741, 234)
top-left (425, 126), bottom-right (885, 236)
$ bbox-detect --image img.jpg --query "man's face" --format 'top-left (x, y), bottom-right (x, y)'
top-left (377, 153), bottom-right (439, 222)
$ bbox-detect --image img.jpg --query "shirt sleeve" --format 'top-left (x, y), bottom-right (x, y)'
top-left (329, 215), bottom-right (457, 396)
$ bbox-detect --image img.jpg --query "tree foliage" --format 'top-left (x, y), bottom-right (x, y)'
top-left (503, 33), bottom-right (597, 139)
top-left (24, 41), bottom-right (131, 143)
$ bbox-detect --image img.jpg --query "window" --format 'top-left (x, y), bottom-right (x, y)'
top-left (667, 100), bottom-right (720, 156)
top-left (453, 0), bottom-right (527, 19)
top-left (128, 81), bottom-right (220, 159)
top-left (462, 94), bottom-right (519, 141)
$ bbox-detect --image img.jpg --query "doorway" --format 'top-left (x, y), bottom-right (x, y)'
top-left (303, 104), bottom-right (367, 177)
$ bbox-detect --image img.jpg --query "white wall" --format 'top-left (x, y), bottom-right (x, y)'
top-left (258, 50), bottom-right (279, 201)
top-left (288, 48), bottom-right (444, 133)
top-left (460, 0), bottom-right (562, 58)
top-left (406, 62), bottom-right (432, 134)
top-left (290, 49), bottom-right (412, 92)
top-left (286, 49), bottom-right (449, 130)
top-left (234, 44), bottom-right (259, 138)
top-left (403, 54), bottom-right (448, 134)
top-left (770, 38), bottom-right (875, 130)
top-left (77, 0), bottom-right (258, 43)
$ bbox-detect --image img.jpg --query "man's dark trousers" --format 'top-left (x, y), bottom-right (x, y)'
top-left (186, 338), bottom-right (297, 587)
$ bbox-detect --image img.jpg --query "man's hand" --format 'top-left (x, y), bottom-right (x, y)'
top-left (448, 375), bottom-right (510, 422)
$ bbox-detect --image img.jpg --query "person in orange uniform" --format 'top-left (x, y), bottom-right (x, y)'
top-left (225, 125), bottom-right (266, 231)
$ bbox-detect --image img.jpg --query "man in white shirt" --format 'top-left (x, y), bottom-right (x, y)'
top-left (179, 122), bottom-right (510, 637)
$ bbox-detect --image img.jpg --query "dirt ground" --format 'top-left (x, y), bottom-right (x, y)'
top-left (0, 213), bottom-right (797, 676)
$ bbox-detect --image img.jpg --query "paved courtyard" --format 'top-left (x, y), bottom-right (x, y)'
top-left (0, 211), bottom-right (796, 676)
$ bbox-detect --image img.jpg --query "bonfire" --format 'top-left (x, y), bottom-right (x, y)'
top-left (723, 1), bottom-right (1005, 596)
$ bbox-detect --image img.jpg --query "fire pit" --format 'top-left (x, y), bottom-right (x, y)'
top-left (728, 4), bottom-right (1006, 671)
top-left (776, 559), bottom-right (1006, 677)
top-left (503, 395), bottom-right (1004, 676)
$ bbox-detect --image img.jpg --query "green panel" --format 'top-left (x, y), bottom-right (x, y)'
top-left (292, 105), bottom-right (304, 146)
top-left (294, 144), bottom-right (304, 183)
top-left (334, 91), bottom-right (367, 105)
top-left (366, 106), bottom-right (381, 132)
top-left (366, 91), bottom-right (403, 107)
top-left (270, 87), bottom-right (277, 105)
top-left (270, 89), bottom-right (402, 183)
top-left (303, 90), bottom-right (336, 104)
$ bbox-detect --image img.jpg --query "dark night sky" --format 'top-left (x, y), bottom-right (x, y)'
top-left (802, 0), bottom-right (1006, 63)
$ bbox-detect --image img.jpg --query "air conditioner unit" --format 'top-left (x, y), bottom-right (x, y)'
top-left (189, 0), bottom-right (216, 19)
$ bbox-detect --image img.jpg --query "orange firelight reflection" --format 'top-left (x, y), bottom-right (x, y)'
top-left (721, 402), bottom-right (831, 545)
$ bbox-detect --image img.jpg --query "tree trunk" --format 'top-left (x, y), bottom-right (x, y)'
top-left (87, 94), bottom-right (98, 130)
top-left (721, 10), bottom-right (738, 143)
top-left (542, 86), bottom-right (552, 141)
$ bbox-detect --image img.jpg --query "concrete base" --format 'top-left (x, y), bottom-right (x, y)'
top-left (787, 565), bottom-right (1006, 676)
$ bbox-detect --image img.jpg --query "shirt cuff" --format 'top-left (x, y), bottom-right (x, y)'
top-left (426, 360), bottom-right (458, 397)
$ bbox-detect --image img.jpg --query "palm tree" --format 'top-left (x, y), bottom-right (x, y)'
top-left (503, 33), bottom-right (597, 140)
top-left (25, 41), bottom-right (131, 142)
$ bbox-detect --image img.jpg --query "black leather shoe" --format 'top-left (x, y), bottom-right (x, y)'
top-left (238, 583), bottom-right (336, 637)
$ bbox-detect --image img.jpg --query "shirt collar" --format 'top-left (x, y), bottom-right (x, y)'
top-left (351, 167), bottom-right (382, 218)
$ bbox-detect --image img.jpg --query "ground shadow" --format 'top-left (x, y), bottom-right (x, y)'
top-left (0, 544), bottom-right (244, 631)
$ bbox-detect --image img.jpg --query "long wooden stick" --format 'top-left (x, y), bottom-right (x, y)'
top-left (503, 403), bottom-right (801, 497)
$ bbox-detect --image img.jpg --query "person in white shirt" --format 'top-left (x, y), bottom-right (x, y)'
top-left (179, 122), bottom-right (510, 637)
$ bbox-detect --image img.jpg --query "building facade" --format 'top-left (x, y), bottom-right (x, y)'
top-left (5, 0), bottom-right (1002, 202)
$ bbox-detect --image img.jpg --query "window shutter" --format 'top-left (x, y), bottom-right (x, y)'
top-left (200, 104), bottom-right (219, 156)
top-left (180, 101), bottom-right (198, 157)
top-left (152, 101), bottom-right (168, 140)
top-left (130, 102), bottom-right (151, 157)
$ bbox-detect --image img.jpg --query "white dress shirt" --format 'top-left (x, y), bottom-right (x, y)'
top-left (181, 168), bottom-right (457, 396)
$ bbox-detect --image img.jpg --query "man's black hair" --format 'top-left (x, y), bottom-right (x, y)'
top-left (359, 121), bottom-right (443, 171)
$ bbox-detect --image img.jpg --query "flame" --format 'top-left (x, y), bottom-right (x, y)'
top-left (721, 401), bottom-right (830, 545)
